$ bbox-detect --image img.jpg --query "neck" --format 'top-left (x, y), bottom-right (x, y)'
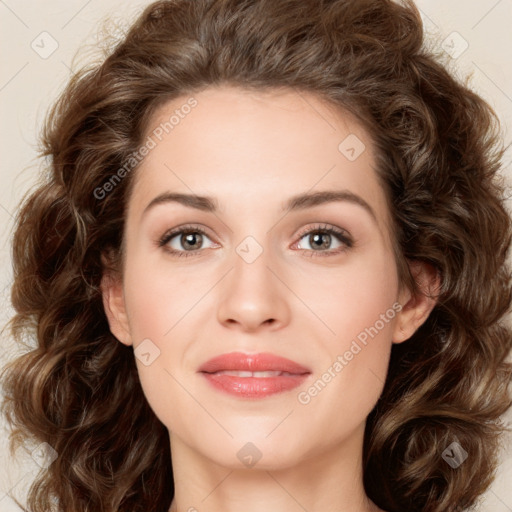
top-left (167, 423), bottom-right (384, 512)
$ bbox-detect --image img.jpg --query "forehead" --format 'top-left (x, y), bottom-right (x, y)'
top-left (127, 85), bottom-right (392, 236)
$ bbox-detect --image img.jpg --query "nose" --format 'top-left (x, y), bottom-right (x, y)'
top-left (216, 243), bottom-right (291, 332)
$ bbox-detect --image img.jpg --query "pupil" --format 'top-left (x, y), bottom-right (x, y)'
top-left (311, 232), bottom-right (330, 249)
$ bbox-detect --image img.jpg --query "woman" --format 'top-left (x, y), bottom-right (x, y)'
top-left (2, 0), bottom-right (511, 511)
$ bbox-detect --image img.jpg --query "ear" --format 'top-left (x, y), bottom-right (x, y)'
top-left (392, 260), bottom-right (441, 344)
top-left (100, 266), bottom-right (133, 347)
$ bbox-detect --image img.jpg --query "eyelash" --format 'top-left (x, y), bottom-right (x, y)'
top-left (157, 223), bottom-right (354, 258)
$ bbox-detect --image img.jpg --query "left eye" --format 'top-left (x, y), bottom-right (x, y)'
top-left (295, 228), bottom-right (351, 252)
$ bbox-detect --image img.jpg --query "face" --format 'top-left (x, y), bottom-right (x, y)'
top-left (102, 85), bottom-right (432, 471)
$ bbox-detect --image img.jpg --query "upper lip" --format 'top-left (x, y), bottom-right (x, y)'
top-left (198, 352), bottom-right (311, 374)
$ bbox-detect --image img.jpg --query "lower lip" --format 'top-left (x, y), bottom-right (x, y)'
top-left (201, 372), bottom-right (309, 398)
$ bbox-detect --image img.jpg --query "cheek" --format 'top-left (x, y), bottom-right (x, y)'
top-left (122, 255), bottom-right (205, 341)
top-left (293, 248), bottom-right (399, 410)
top-left (294, 246), bottom-right (399, 342)
top-left (120, 253), bottom-right (211, 428)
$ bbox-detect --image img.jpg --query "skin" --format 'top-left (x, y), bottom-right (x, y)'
top-left (101, 85), bottom-right (438, 512)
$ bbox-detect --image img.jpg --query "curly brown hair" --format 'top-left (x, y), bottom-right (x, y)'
top-left (2, 0), bottom-right (511, 511)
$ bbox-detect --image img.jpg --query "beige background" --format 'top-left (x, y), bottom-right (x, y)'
top-left (1, 0), bottom-right (511, 510)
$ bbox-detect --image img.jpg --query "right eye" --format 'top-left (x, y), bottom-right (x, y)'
top-left (158, 225), bottom-right (219, 257)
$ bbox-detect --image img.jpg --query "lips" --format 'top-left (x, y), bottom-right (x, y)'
top-left (198, 352), bottom-right (311, 399)
top-left (198, 352), bottom-right (311, 374)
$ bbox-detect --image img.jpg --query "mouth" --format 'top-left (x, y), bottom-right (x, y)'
top-left (198, 352), bottom-right (311, 399)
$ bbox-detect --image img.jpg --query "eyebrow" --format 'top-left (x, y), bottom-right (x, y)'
top-left (142, 190), bottom-right (376, 221)
top-left (143, 192), bottom-right (217, 215)
top-left (284, 190), bottom-right (376, 221)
